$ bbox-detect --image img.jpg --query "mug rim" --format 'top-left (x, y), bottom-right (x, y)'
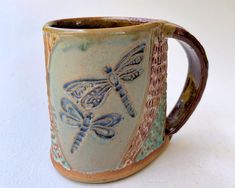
top-left (43, 17), bottom-right (165, 34)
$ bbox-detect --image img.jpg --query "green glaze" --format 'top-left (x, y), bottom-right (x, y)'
top-left (49, 31), bottom-right (152, 173)
top-left (50, 106), bottom-right (71, 170)
top-left (42, 17), bottom-right (209, 183)
top-left (136, 91), bottom-right (166, 162)
top-left (51, 131), bottom-right (71, 170)
top-left (44, 17), bottom-right (172, 174)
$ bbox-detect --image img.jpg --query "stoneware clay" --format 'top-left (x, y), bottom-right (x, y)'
top-left (43, 17), bottom-right (208, 183)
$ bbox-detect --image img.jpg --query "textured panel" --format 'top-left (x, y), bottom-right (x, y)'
top-left (135, 92), bottom-right (166, 161)
top-left (121, 29), bottom-right (168, 167)
top-left (44, 33), bottom-right (71, 170)
top-left (49, 104), bottom-right (71, 170)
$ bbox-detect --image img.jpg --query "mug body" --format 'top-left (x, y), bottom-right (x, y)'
top-left (43, 17), bottom-right (171, 182)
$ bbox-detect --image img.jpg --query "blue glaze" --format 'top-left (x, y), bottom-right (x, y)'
top-left (60, 98), bottom-right (122, 153)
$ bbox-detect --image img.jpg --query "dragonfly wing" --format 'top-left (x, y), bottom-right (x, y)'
top-left (114, 43), bottom-right (146, 74)
top-left (92, 113), bottom-right (122, 127)
top-left (119, 66), bottom-right (144, 81)
top-left (60, 98), bottom-right (83, 127)
top-left (60, 112), bottom-right (82, 127)
top-left (92, 127), bottom-right (116, 139)
top-left (81, 84), bottom-right (112, 109)
top-left (91, 113), bottom-right (122, 139)
top-left (63, 79), bottom-right (108, 102)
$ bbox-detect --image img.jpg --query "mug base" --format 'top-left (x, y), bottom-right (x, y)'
top-left (50, 135), bottom-right (170, 183)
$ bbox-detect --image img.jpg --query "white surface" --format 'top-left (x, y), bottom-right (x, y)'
top-left (0, 0), bottom-right (235, 187)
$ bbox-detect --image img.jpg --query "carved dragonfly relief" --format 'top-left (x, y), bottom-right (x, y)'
top-left (60, 98), bottom-right (122, 153)
top-left (64, 43), bottom-right (146, 117)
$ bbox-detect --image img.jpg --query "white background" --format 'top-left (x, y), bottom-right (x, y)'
top-left (0, 0), bottom-right (234, 187)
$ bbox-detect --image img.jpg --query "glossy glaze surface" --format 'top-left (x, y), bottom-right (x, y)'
top-left (43, 17), bottom-right (208, 182)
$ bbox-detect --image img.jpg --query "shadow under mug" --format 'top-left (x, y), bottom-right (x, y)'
top-left (43, 17), bottom-right (208, 183)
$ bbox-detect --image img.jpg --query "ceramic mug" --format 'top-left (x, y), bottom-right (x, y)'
top-left (43, 17), bottom-right (208, 183)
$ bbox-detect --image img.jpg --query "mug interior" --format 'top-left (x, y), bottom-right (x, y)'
top-left (49, 17), bottom-right (150, 29)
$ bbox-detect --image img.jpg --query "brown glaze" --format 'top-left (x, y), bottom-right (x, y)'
top-left (43, 17), bottom-right (152, 33)
top-left (164, 25), bottom-right (209, 135)
top-left (121, 28), bottom-right (168, 167)
top-left (49, 17), bottom-right (146, 29)
top-left (51, 135), bottom-right (170, 183)
top-left (43, 17), bottom-right (209, 183)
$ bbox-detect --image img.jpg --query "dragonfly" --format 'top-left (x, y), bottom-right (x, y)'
top-left (60, 97), bottom-right (122, 154)
top-left (63, 43), bottom-right (146, 118)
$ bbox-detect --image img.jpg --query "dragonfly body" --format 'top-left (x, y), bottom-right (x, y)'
top-left (105, 66), bottom-right (136, 117)
top-left (71, 113), bottom-right (93, 153)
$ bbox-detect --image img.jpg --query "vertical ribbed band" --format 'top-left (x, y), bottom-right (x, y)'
top-left (121, 28), bottom-right (168, 167)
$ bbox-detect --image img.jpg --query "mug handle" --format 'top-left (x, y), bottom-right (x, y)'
top-left (163, 22), bottom-right (209, 135)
